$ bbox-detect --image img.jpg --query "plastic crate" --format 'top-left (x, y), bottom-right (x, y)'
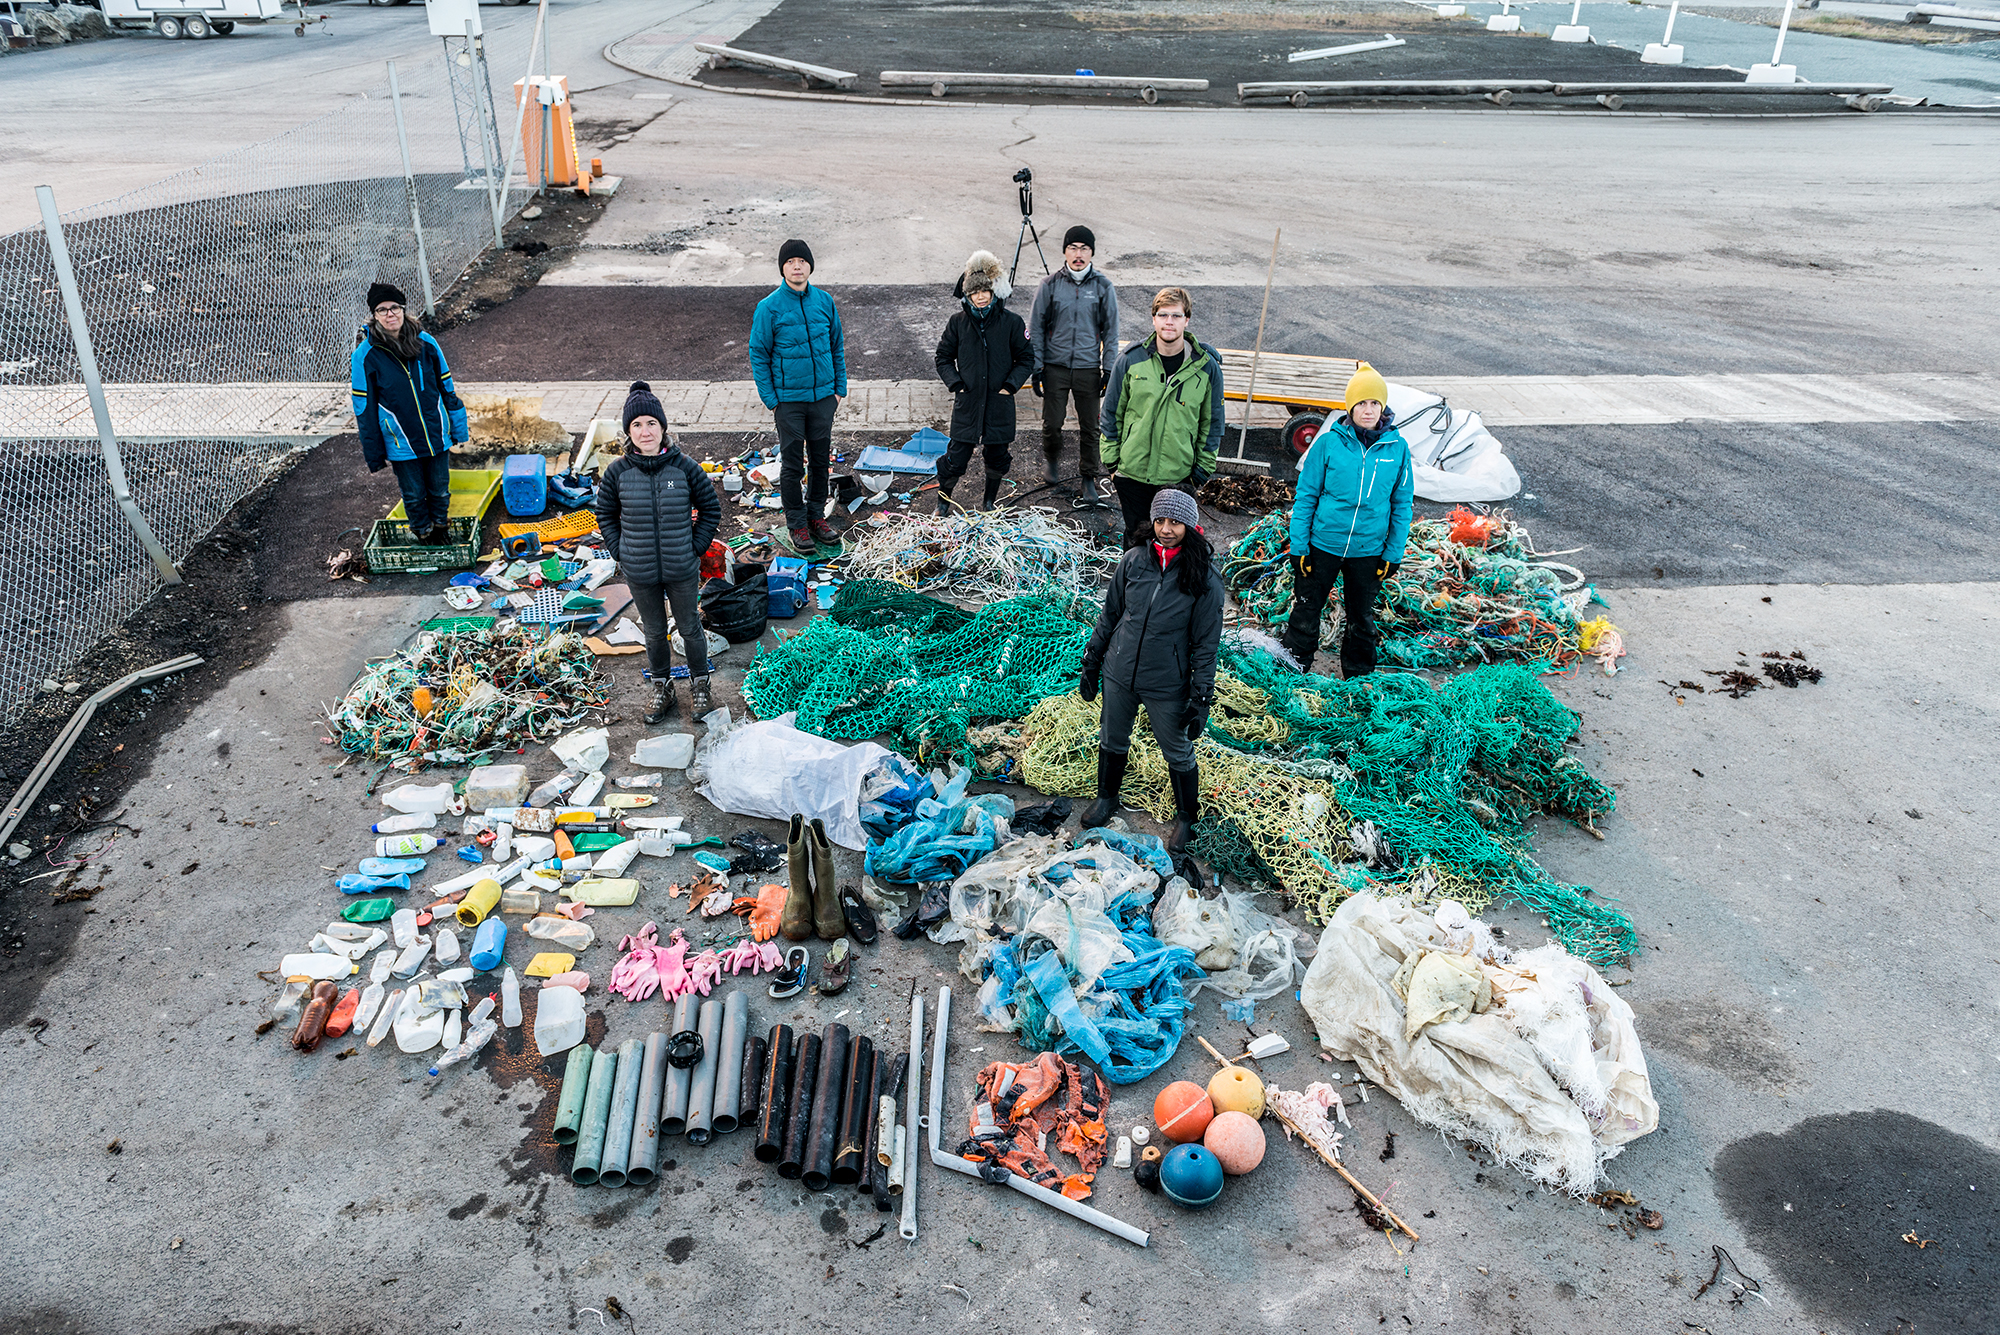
top-left (503, 453), bottom-right (548, 517)
top-left (389, 468), bottom-right (502, 523)
top-left (364, 515), bottom-right (480, 573)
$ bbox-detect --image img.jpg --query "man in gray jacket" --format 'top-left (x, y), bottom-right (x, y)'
top-left (1028, 225), bottom-right (1120, 490)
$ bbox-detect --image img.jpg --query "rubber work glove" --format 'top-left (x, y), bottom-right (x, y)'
top-left (1031, 370), bottom-right (1045, 398)
top-left (1377, 560), bottom-right (1401, 581)
top-left (1183, 696), bottom-right (1212, 738)
top-left (748, 882), bottom-right (788, 942)
top-left (1079, 664), bottom-right (1101, 704)
top-left (1294, 551), bottom-right (1314, 582)
top-left (685, 949), bottom-right (723, 997)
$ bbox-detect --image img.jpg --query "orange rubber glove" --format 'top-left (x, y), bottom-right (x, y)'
top-left (748, 882), bottom-right (788, 942)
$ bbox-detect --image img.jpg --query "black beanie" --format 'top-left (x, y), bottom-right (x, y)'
top-left (778, 238), bottom-right (814, 274)
top-left (1062, 225), bottom-right (1095, 253)
top-left (366, 281), bottom-right (407, 312)
top-left (622, 379), bottom-right (668, 435)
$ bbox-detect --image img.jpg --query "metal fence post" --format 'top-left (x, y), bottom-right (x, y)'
top-left (33, 184), bottom-right (182, 588)
top-left (470, 20), bottom-right (506, 251)
top-left (387, 60), bottom-right (438, 316)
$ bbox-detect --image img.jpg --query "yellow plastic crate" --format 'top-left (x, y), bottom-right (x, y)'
top-left (498, 508), bottom-right (599, 544)
top-left (388, 468), bottom-right (503, 523)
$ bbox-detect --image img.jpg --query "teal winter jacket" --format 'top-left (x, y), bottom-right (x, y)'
top-left (1289, 414), bottom-right (1414, 562)
top-left (749, 282), bottom-right (848, 408)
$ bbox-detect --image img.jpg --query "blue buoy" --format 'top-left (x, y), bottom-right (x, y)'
top-left (1159, 1143), bottom-right (1225, 1209)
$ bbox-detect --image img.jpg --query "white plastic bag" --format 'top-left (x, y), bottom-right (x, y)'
top-left (696, 711), bottom-right (890, 850)
top-left (1157, 884), bottom-right (1310, 1001)
top-left (549, 726), bottom-right (609, 774)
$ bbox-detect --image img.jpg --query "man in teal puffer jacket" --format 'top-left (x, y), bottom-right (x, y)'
top-left (1283, 363), bottom-right (1413, 677)
top-left (749, 239), bottom-right (848, 554)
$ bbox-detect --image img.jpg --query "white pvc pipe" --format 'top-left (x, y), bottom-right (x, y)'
top-left (1771, 0), bottom-right (1797, 63)
top-left (900, 992), bottom-right (922, 1241)
top-left (1661, 0), bottom-right (1681, 43)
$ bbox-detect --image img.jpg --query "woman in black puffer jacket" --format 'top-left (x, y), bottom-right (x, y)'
top-left (934, 250), bottom-right (1033, 512)
top-left (594, 381), bottom-right (722, 725)
top-left (1077, 487), bottom-right (1223, 854)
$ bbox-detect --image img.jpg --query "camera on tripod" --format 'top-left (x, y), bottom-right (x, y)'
top-left (1008, 167), bottom-right (1047, 284)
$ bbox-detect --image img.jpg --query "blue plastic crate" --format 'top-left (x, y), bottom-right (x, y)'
top-left (502, 453), bottom-right (548, 517)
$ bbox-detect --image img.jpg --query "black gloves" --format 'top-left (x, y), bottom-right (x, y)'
top-left (1184, 696), bottom-right (1212, 738)
top-left (1377, 560), bottom-right (1401, 581)
top-left (1031, 370), bottom-right (1045, 398)
top-left (1079, 664), bottom-right (1101, 704)
top-left (1294, 551), bottom-right (1313, 581)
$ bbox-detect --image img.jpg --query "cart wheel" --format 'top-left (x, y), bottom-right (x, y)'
top-left (294, 22), bottom-right (305, 33)
top-left (1290, 90), bottom-right (1310, 108)
top-left (183, 14), bottom-right (209, 37)
top-left (1282, 411), bottom-right (1326, 457)
top-left (212, 19), bottom-right (234, 32)
top-left (155, 14), bottom-right (182, 37)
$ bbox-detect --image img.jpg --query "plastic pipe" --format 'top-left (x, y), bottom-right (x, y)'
top-left (755, 1024), bottom-right (795, 1164)
top-left (900, 994), bottom-right (922, 1241)
top-left (739, 1034), bottom-right (767, 1141)
top-left (778, 1030), bottom-right (820, 1178)
top-left (848, 1044), bottom-right (879, 1192)
top-left (684, 998), bottom-right (722, 1144)
top-left (890, 1124), bottom-right (907, 1193)
top-left (925, 987), bottom-right (1149, 1246)
top-left (627, 1032), bottom-right (666, 1185)
top-left (832, 1033), bottom-right (874, 1186)
top-left (599, 1037), bottom-right (644, 1188)
top-left (712, 989), bottom-right (748, 1134)
top-left (879, 1052), bottom-right (908, 1166)
top-left (553, 1044), bottom-right (594, 1145)
top-left (662, 994), bottom-right (695, 1134)
top-left (571, 1044), bottom-right (619, 1186)
top-left (801, 1022), bottom-right (849, 1190)
top-left (455, 877), bottom-right (502, 927)
top-left (867, 1058), bottom-right (892, 1209)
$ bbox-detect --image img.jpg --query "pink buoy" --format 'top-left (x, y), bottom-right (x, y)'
top-left (1203, 1110), bottom-right (1267, 1175)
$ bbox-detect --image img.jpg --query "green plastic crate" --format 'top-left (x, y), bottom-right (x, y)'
top-left (364, 515), bottom-right (480, 573)
top-left (388, 468), bottom-right (503, 523)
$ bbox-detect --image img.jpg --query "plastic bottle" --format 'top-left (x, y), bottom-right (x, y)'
top-left (359, 856), bottom-right (426, 877)
top-left (493, 823), bottom-right (514, 862)
top-left (570, 772), bottom-right (606, 808)
top-left (382, 782), bottom-right (460, 815)
top-left (429, 1017), bottom-right (499, 1077)
top-left (469, 994), bottom-right (496, 1026)
top-left (614, 774), bottom-right (663, 789)
top-left (366, 986), bottom-right (409, 1047)
top-left (391, 937), bottom-right (432, 979)
top-left (337, 872), bottom-right (410, 895)
top-left (375, 834), bottom-right (440, 858)
top-left (370, 950), bottom-right (395, 985)
top-left (370, 813), bottom-right (436, 835)
top-left (499, 888), bottom-right (540, 915)
top-left (434, 928), bottom-right (461, 965)
top-left (271, 978), bottom-right (309, 1024)
top-left (500, 968), bottom-right (522, 1027)
top-left (470, 918), bottom-right (507, 971)
top-left (526, 771), bottom-right (580, 809)
top-left (391, 908), bottom-right (419, 949)
top-left (442, 1008), bottom-right (463, 1053)
top-left (638, 832), bottom-right (692, 857)
top-left (354, 981), bottom-right (386, 1029)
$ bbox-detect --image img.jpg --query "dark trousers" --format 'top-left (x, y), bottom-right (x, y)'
top-left (937, 438), bottom-right (1011, 504)
top-left (1113, 476), bottom-right (1194, 549)
top-left (389, 453), bottom-right (452, 534)
top-left (627, 577), bottom-right (710, 681)
top-left (1283, 548), bottom-right (1383, 678)
top-left (1098, 676), bottom-right (1197, 770)
top-left (774, 394), bottom-right (837, 530)
top-left (1041, 365), bottom-right (1103, 478)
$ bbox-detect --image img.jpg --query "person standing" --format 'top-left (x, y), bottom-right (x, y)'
top-left (1098, 288), bottom-right (1224, 547)
top-left (350, 281), bottom-right (467, 544)
top-left (934, 251), bottom-right (1033, 512)
top-left (594, 381), bottom-right (723, 725)
top-left (1077, 488), bottom-right (1223, 854)
top-left (1282, 363), bottom-right (1414, 678)
top-left (749, 239), bottom-right (848, 555)
top-left (1028, 225), bottom-right (1119, 489)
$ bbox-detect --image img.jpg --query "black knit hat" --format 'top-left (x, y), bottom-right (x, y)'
top-left (622, 380), bottom-right (668, 435)
top-left (366, 282), bottom-right (407, 313)
top-left (1062, 225), bottom-right (1095, 253)
top-left (778, 238), bottom-right (814, 273)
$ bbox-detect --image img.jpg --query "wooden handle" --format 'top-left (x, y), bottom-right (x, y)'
top-left (1271, 1106), bottom-right (1421, 1243)
top-left (1196, 1035), bottom-right (1236, 1069)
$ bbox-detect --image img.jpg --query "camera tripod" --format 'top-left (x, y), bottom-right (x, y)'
top-left (1010, 168), bottom-right (1050, 288)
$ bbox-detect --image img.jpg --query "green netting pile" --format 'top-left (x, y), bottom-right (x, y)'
top-left (1222, 508), bottom-right (1600, 670)
top-left (740, 579), bottom-right (1088, 764)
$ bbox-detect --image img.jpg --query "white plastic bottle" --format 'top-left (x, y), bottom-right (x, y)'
top-left (354, 981), bottom-right (386, 1029)
top-left (570, 772), bottom-right (606, 808)
top-left (429, 1018), bottom-right (499, 1076)
top-left (391, 908), bottom-right (419, 949)
top-left (366, 986), bottom-right (409, 1047)
top-left (382, 782), bottom-right (460, 815)
top-left (442, 1008), bottom-right (463, 1052)
top-left (469, 995), bottom-right (496, 1026)
top-left (493, 823), bottom-right (514, 862)
top-left (434, 927), bottom-right (461, 965)
top-left (500, 967), bottom-right (522, 1028)
top-left (375, 833), bottom-right (440, 858)
top-left (370, 813), bottom-right (437, 835)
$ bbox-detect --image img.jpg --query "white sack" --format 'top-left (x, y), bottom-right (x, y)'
top-left (696, 711), bottom-right (889, 849)
top-left (1387, 382), bottom-right (1522, 504)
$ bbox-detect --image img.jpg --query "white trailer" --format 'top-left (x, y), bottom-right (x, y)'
top-left (102, 0), bottom-right (319, 39)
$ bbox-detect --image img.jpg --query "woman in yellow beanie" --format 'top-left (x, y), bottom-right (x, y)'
top-left (1281, 363), bottom-right (1413, 676)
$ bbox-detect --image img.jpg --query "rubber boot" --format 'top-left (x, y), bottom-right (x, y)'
top-left (980, 470), bottom-right (1005, 511)
top-left (688, 674), bottom-right (712, 716)
top-left (644, 679), bottom-right (677, 726)
top-left (1167, 765), bottom-right (1200, 854)
top-left (781, 813), bottom-right (814, 942)
top-left (1079, 747), bottom-right (1128, 829)
top-left (1044, 454), bottom-right (1061, 487)
top-left (808, 818), bottom-right (843, 940)
top-left (935, 477), bottom-right (957, 514)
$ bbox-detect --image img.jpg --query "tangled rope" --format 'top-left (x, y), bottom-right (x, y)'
top-left (325, 626), bottom-right (607, 768)
top-left (1223, 507), bottom-right (1615, 671)
top-left (841, 509), bottom-right (1118, 613)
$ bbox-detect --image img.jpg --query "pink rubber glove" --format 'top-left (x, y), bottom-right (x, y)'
top-left (609, 945), bottom-right (661, 1002)
top-left (685, 949), bottom-right (722, 997)
top-left (753, 939), bottom-right (784, 974)
top-left (654, 930), bottom-right (691, 999)
top-left (721, 940), bottom-right (759, 975)
top-left (543, 971), bottom-right (591, 993)
top-left (618, 921), bottom-right (660, 954)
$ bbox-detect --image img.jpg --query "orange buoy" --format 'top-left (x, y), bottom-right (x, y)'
top-left (1203, 1110), bottom-right (1267, 1175)
top-left (1153, 1081), bottom-right (1214, 1144)
top-left (1208, 1065), bottom-right (1266, 1119)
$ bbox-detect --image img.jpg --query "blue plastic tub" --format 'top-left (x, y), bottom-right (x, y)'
top-left (502, 453), bottom-right (548, 517)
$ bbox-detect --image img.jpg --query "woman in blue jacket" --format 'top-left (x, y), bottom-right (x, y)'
top-left (350, 282), bottom-right (468, 544)
top-left (1282, 363), bottom-right (1413, 677)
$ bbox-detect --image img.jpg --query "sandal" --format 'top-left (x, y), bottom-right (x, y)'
top-left (766, 945), bottom-right (809, 999)
top-left (839, 889), bottom-right (878, 945)
top-left (819, 938), bottom-right (851, 995)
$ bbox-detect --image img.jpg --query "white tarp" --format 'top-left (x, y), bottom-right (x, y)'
top-left (1387, 382), bottom-right (1522, 504)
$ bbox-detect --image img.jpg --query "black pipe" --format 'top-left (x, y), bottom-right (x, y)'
top-left (831, 1034), bottom-right (874, 1186)
top-left (778, 1031), bottom-right (822, 1181)
top-left (801, 1023), bottom-right (849, 1191)
top-left (852, 1047), bottom-right (880, 1195)
top-left (756, 1024), bottom-right (795, 1165)
top-left (739, 1034), bottom-right (768, 1145)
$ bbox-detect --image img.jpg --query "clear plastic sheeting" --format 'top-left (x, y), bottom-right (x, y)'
top-left (1299, 893), bottom-right (1656, 1193)
top-left (1154, 880), bottom-right (1314, 1003)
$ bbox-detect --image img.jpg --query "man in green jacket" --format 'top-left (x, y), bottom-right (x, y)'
top-left (1098, 287), bottom-right (1225, 547)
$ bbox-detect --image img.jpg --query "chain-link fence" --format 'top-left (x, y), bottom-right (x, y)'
top-left (0, 21), bottom-right (546, 730)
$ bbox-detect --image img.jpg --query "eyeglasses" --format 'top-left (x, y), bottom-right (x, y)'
top-left (373, 304), bottom-right (405, 315)
top-left (1064, 243), bottom-right (1091, 253)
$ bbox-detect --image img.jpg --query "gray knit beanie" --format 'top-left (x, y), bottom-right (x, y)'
top-left (1150, 487), bottom-right (1202, 532)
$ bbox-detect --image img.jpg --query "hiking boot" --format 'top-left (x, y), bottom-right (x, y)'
top-left (809, 517), bottom-right (840, 548)
top-left (789, 525), bottom-right (815, 553)
top-left (808, 817), bottom-right (843, 940)
top-left (688, 674), bottom-right (712, 715)
top-left (1079, 746), bottom-right (1128, 829)
top-left (1167, 764), bottom-right (1201, 854)
top-left (781, 813), bottom-right (814, 942)
top-left (644, 679), bottom-right (677, 725)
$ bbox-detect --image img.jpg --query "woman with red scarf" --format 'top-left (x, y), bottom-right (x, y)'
top-left (1076, 488), bottom-right (1223, 853)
